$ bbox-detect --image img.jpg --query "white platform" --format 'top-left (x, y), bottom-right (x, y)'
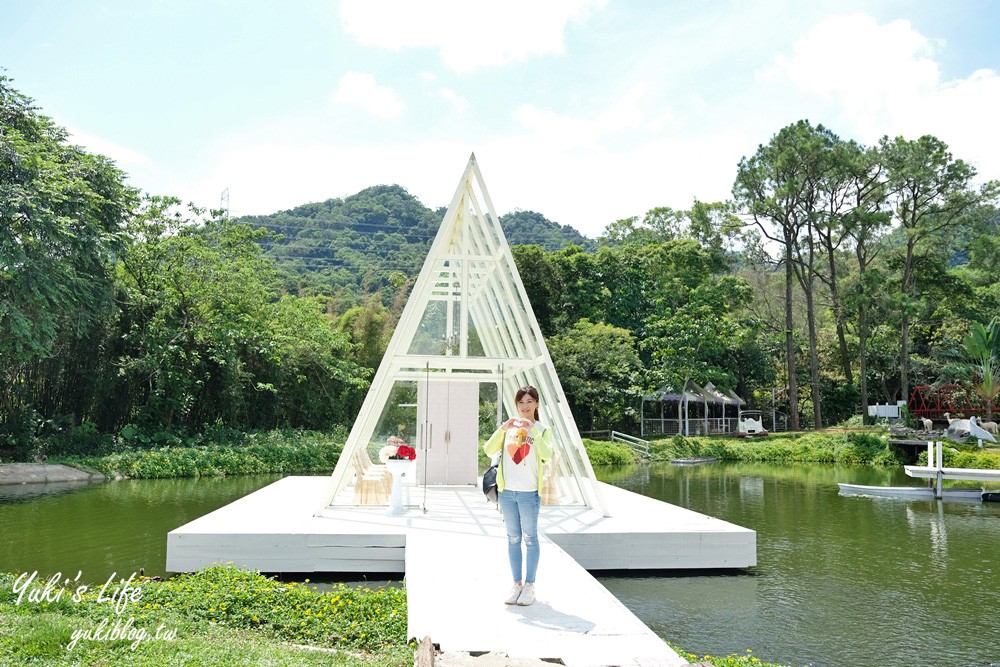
top-left (904, 465), bottom-right (1000, 483)
top-left (167, 477), bottom-right (753, 666)
top-left (166, 477), bottom-right (756, 574)
top-left (405, 529), bottom-right (687, 666)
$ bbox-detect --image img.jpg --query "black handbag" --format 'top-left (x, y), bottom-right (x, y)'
top-left (482, 460), bottom-right (499, 503)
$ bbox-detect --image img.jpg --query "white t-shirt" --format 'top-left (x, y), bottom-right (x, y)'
top-left (501, 420), bottom-right (543, 492)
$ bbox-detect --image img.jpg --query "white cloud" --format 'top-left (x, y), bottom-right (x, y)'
top-left (340, 0), bottom-right (606, 73)
top-left (512, 84), bottom-right (664, 151)
top-left (891, 67), bottom-right (1000, 180)
top-left (177, 11), bottom-right (1000, 242)
top-left (761, 13), bottom-right (940, 136)
top-left (185, 83), bottom-right (726, 238)
top-left (764, 14), bottom-right (939, 98)
top-left (472, 130), bottom-right (742, 234)
top-left (513, 104), bottom-right (600, 149)
top-left (186, 131), bottom-right (741, 238)
top-left (438, 87), bottom-right (469, 115)
top-left (331, 72), bottom-right (405, 118)
top-left (190, 141), bottom-right (473, 219)
top-left (67, 128), bottom-right (151, 166)
top-left (417, 71), bottom-right (468, 115)
top-left (598, 84), bottom-right (651, 133)
top-left (763, 12), bottom-right (1000, 184)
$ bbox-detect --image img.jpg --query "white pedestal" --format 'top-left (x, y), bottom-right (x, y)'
top-left (386, 459), bottom-right (412, 515)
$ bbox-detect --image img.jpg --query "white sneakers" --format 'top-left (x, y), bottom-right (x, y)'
top-left (517, 582), bottom-right (536, 606)
top-left (504, 582), bottom-right (537, 606)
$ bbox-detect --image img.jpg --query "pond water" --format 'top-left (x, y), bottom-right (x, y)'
top-left (2, 464), bottom-right (998, 667)
top-left (0, 475), bottom-right (283, 582)
top-left (597, 462), bottom-right (1000, 667)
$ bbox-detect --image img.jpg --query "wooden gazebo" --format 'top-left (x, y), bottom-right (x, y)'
top-left (641, 380), bottom-right (745, 437)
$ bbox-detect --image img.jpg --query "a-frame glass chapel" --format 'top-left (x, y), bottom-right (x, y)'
top-left (320, 155), bottom-right (610, 516)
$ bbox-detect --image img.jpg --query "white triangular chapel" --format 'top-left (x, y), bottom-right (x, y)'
top-left (320, 155), bottom-right (609, 516)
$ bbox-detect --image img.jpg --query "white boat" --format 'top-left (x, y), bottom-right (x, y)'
top-left (837, 483), bottom-right (984, 501)
top-left (671, 457), bottom-right (718, 465)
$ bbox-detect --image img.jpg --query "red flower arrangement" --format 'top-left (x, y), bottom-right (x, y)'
top-left (379, 436), bottom-right (416, 462)
top-left (393, 445), bottom-right (416, 460)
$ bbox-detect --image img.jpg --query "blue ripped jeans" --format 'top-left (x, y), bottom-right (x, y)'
top-left (498, 489), bottom-right (540, 584)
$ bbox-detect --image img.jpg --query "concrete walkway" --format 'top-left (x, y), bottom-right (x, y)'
top-left (0, 463), bottom-right (105, 485)
top-left (405, 525), bottom-right (688, 666)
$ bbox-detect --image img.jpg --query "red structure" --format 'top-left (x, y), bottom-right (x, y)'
top-left (907, 384), bottom-right (990, 421)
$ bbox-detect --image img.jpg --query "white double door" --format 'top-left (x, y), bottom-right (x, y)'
top-left (416, 379), bottom-right (480, 485)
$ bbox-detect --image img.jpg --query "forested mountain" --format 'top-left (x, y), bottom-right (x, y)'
top-left (499, 210), bottom-right (596, 251)
top-left (240, 187), bottom-right (593, 307)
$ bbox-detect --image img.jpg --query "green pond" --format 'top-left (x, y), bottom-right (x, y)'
top-left (2, 463), bottom-right (999, 667)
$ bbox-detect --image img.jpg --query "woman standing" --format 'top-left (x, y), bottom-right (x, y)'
top-left (483, 385), bottom-right (553, 606)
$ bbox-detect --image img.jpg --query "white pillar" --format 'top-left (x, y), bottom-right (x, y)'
top-left (935, 441), bottom-right (943, 499)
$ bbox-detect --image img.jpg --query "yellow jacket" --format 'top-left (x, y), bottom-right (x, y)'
top-left (483, 421), bottom-right (554, 493)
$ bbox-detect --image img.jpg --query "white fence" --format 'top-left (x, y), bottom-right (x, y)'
top-left (611, 431), bottom-right (650, 456)
top-left (641, 417), bottom-right (739, 437)
top-left (867, 402), bottom-right (906, 419)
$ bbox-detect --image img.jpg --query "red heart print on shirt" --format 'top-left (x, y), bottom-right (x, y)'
top-left (508, 428), bottom-right (531, 464)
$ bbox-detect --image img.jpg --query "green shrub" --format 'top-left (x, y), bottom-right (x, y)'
top-left (0, 406), bottom-right (43, 462)
top-left (42, 421), bottom-right (119, 457)
top-left (671, 645), bottom-right (793, 667)
top-left (582, 439), bottom-right (636, 465)
top-left (649, 430), bottom-right (902, 466)
top-left (917, 447), bottom-right (1000, 469)
top-left (1, 565), bottom-right (409, 656)
top-left (834, 414), bottom-right (865, 428)
top-left (141, 565), bottom-right (407, 652)
top-left (62, 430), bottom-right (343, 479)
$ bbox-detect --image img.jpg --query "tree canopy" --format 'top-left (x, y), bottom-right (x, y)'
top-left (3, 74), bottom-right (1000, 459)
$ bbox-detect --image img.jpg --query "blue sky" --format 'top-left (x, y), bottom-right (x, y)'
top-left (3, 0), bottom-right (999, 238)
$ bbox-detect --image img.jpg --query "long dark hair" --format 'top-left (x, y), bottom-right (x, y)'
top-left (515, 385), bottom-right (540, 421)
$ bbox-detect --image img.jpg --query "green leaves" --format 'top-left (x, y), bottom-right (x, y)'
top-left (962, 317), bottom-right (1000, 419)
top-left (116, 209), bottom-right (368, 432)
top-left (548, 319), bottom-right (643, 430)
top-left (1, 75), bottom-right (136, 364)
top-left (963, 317), bottom-right (1000, 363)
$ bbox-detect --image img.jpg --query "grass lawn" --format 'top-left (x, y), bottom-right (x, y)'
top-left (0, 566), bottom-right (411, 667)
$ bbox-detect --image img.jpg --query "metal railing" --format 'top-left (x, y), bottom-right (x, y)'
top-left (641, 418), bottom-right (739, 437)
top-left (611, 430), bottom-right (650, 456)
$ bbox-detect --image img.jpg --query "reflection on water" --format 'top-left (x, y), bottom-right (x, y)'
top-left (597, 462), bottom-right (1000, 667)
top-left (0, 479), bottom-right (103, 503)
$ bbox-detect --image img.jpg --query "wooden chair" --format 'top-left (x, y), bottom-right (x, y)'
top-left (352, 448), bottom-right (391, 505)
top-left (541, 454), bottom-right (560, 505)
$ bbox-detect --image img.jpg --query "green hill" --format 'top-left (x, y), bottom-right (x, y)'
top-left (499, 209), bottom-right (595, 251)
top-left (239, 185), bottom-right (594, 306)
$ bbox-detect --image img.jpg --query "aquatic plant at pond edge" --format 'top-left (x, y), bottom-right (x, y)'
top-left (671, 644), bottom-right (795, 667)
top-left (58, 431), bottom-right (343, 479)
top-left (650, 430), bottom-right (904, 466)
top-left (916, 447), bottom-right (1000, 469)
top-left (582, 438), bottom-right (637, 465)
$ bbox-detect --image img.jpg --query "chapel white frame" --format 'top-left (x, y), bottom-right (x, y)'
top-left (319, 154), bottom-right (609, 516)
